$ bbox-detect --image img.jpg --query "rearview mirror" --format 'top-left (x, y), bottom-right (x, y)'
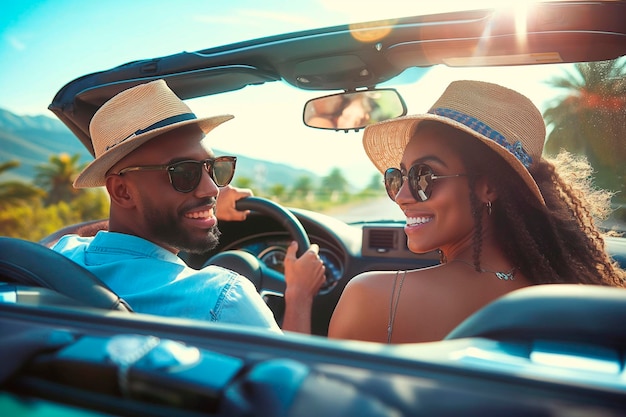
top-left (303, 89), bottom-right (406, 131)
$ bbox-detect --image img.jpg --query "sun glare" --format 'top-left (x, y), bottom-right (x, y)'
top-left (514, 2), bottom-right (532, 51)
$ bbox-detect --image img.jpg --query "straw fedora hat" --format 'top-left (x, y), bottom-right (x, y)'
top-left (73, 79), bottom-right (234, 188)
top-left (362, 80), bottom-right (546, 205)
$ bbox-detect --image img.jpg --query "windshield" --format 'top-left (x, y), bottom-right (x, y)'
top-left (188, 59), bottom-right (626, 230)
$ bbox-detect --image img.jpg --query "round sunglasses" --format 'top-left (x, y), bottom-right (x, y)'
top-left (384, 163), bottom-right (466, 202)
top-left (116, 156), bottom-right (237, 193)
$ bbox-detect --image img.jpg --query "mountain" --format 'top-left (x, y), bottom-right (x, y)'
top-left (0, 109), bottom-right (92, 182)
top-left (0, 108), bottom-right (319, 187)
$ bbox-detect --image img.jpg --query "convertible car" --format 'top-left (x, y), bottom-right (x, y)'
top-left (2, 1), bottom-right (626, 415)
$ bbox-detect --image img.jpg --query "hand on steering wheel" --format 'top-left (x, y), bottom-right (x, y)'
top-left (284, 241), bottom-right (326, 303)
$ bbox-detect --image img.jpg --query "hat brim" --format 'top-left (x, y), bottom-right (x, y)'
top-left (74, 114), bottom-right (234, 188)
top-left (362, 114), bottom-right (545, 205)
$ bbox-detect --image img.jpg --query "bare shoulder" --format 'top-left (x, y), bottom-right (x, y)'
top-left (343, 266), bottom-right (449, 299)
top-left (328, 270), bottom-right (400, 341)
top-left (344, 269), bottom-right (400, 292)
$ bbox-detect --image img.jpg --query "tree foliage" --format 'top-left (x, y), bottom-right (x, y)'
top-left (35, 153), bottom-right (85, 205)
top-left (543, 58), bottom-right (626, 200)
top-left (320, 167), bottom-right (349, 201)
top-left (0, 160), bottom-right (45, 209)
top-left (0, 156), bottom-right (108, 241)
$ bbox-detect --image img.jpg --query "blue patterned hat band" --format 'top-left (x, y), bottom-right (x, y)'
top-left (75, 79), bottom-right (234, 189)
top-left (429, 107), bottom-right (533, 169)
top-left (362, 80), bottom-right (547, 205)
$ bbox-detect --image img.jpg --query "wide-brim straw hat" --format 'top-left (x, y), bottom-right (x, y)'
top-left (362, 80), bottom-right (546, 205)
top-left (74, 79), bottom-right (234, 188)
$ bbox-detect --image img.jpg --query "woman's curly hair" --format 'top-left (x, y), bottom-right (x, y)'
top-left (418, 121), bottom-right (625, 286)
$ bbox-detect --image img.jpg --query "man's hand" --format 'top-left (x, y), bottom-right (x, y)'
top-left (216, 185), bottom-right (253, 221)
top-left (282, 241), bottom-right (326, 334)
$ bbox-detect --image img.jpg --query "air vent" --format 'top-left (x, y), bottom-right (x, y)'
top-left (362, 227), bottom-right (439, 264)
top-left (368, 229), bottom-right (396, 251)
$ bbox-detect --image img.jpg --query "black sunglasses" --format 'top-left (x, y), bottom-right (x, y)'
top-left (384, 163), bottom-right (466, 202)
top-left (117, 156), bottom-right (237, 193)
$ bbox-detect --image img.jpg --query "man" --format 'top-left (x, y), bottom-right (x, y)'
top-left (52, 79), bottom-right (325, 334)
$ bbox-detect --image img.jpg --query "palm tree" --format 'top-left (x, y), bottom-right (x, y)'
top-left (34, 153), bottom-right (84, 205)
top-left (0, 160), bottom-right (45, 209)
top-left (543, 58), bottom-right (626, 199)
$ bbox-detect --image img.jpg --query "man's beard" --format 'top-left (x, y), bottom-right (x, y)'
top-left (143, 203), bottom-right (221, 254)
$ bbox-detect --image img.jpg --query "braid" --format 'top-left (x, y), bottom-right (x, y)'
top-left (493, 185), bottom-right (557, 282)
top-left (468, 175), bottom-right (483, 271)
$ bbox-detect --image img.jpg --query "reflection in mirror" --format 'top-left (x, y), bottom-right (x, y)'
top-left (303, 89), bottom-right (406, 131)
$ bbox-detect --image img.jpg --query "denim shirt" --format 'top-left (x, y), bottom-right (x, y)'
top-left (52, 231), bottom-right (281, 333)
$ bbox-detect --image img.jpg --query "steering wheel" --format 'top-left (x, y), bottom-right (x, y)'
top-left (203, 196), bottom-right (311, 297)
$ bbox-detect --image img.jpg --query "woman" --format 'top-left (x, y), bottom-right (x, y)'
top-left (328, 80), bottom-right (625, 344)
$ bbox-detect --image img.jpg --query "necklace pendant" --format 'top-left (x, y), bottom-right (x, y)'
top-left (495, 271), bottom-right (513, 281)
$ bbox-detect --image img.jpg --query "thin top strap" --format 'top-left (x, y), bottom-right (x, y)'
top-left (387, 270), bottom-right (406, 343)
